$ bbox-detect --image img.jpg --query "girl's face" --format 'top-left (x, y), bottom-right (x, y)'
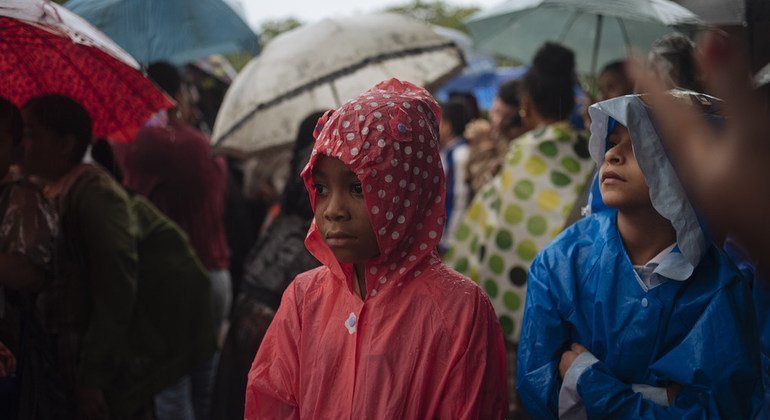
top-left (312, 155), bottom-right (380, 265)
top-left (599, 124), bottom-right (651, 210)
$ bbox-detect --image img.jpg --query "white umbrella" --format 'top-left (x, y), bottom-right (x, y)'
top-left (465, 0), bottom-right (702, 75)
top-left (211, 12), bottom-right (464, 158)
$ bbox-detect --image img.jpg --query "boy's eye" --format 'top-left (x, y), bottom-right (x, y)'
top-left (351, 182), bottom-right (363, 195)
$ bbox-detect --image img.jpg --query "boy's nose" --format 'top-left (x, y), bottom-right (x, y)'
top-left (604, 147), bottom-right (623, 165)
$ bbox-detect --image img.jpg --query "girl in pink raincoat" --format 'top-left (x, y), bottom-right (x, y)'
top-left (245, 79), bottom-right (508, 419)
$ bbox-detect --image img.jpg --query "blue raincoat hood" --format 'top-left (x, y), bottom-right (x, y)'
top-left (586, 91), bottom-right (722, 275)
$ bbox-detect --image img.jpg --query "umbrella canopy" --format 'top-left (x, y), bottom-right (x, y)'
top-left (675, 0), bottom-right (745, 25)
top-left (466, 0), bottom-right (701, 75)
top-left (211, 13), bottom-right (465, 158)
top-left (64, 0), bottom-right (260, 66)
top-left (0, 0), bottom-right (173, 142)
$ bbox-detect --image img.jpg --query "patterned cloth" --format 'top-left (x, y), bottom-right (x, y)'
top-left (444, 122), bottom-right (593, 341)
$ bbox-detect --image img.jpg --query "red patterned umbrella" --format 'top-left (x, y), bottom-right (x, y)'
top-left (0, 0), bottom-right (173, 142)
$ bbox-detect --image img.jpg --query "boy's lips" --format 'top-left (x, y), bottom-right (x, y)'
top-left (601, 170), bottom-right (625, 184)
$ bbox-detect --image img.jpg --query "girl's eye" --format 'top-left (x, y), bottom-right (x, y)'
top-left (351, 182), bottom-right (363, 195)
top-left (314, 183), bottom-right (328, 195)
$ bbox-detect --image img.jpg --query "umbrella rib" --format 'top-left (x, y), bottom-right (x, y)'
top-left (590, 14), bottom-right (604, 75)
top-left (213, 41), bottom-right (458, 147)
top-left (617, 17), bottom-right (631, 52)
top-left (557, 11), bottom-right (580, 43)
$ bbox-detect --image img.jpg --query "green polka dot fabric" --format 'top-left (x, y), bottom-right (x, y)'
top-left (444, 122), bottom-right (594, 341)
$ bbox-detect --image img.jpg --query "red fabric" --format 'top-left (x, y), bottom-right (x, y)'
top-left (115, 119), bottom-right (230, 270)
top-left (245, 79), bottom-right (508, 418)
top-left (0, 16), bottom-right (172, 142)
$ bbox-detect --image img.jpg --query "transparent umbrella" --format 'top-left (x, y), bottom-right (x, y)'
top-left (211, 13), bottom-right (465, 158)
top-left (465, 0), bottom-right (701, 75)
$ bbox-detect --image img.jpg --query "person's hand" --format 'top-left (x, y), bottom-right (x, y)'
top-left (630, 28), bottom-right (770, 264)
top-left (75, 387), bottom-right (110, 420)
top-left (559, 343), bottom-right (588, 379)
top-left (666, 382), bottom-right (682, 404)
top-left (0, 341), bottom-right (16, 377)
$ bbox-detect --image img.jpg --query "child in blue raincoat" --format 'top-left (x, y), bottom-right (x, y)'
top-left (517, 91), bottom-right (762, 419)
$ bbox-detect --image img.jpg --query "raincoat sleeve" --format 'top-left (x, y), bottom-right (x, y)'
top-left (516, 254), bottom-right (570, 419)
top-left (76, 178), bottom-right (138, 388)
top-left (576, 281), bottom-right (762, 419)
top-left (437, 288), bottom-right (508, 419)
top-left (245, 276), bottom-right (303, 420)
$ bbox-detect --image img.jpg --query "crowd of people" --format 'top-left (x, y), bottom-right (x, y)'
top-left (1, 2), bottom-right (769, 419)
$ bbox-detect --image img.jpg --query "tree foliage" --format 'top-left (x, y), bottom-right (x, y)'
top-left (384, 0), bottom-right (480, 33)
top-left (259, 17), bottom-right (303, 48)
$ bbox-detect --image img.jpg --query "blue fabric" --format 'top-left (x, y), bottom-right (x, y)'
top-left (64, 0), bottom-right (260, 65)
top-left (443, 137), bottom-right (468, 236)
top-left (517, 210), bottom-right (762, 419)
top-left (435, 66), bottom-right (528, 109)
top-left (723, 239), bottom-right (770, 416)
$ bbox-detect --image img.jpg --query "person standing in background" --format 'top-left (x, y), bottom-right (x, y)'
top-left (114, 61), bottom-right (230, 420)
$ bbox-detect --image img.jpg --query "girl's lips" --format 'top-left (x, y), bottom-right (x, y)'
top-left (326, 232), bottom-right (356, 247)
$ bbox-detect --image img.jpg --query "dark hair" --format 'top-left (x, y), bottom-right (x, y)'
top-left (649, 33), bottom-right (702, 92)
top-left (0, 97), bottom-right (22, 146)
top-left (440, 100), bottom-right (472, 137)
top-left (23, 94), bottom-right (92, 161)
top-left (147, 61), bottom-right (182, 97)
top-left (521, 42), bottom-right (576, 120)
top-left (448, 92), bottom-right (481, 120)
top-left (91, 138), bottom-right (123, 183)
top-left (497, 79), bottom-right (521, 108)
top-left (600, 60), bottom-right (629, 81)
top-left (281, 111), bottom-right (325, 218)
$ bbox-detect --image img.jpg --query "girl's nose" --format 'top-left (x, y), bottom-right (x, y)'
top-left (324, 192), bottom-right (349, 221)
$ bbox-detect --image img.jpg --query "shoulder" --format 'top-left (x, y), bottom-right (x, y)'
top-left (419, 263), bottom-right (495, 319)
top-left (70, 166), bottom-right (131, 208)
top-left (533, 212), bottom-right (615, 276)
top-left (286, 266), bottom-right (331, 303)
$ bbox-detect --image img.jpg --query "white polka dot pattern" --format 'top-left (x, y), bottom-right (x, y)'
top-left (300, 78), bottom-right (446, 300)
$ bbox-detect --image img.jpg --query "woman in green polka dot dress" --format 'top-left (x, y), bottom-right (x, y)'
top-left (444, 42), bottom-right (594, 414)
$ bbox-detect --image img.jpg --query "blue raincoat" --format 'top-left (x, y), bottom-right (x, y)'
top-left (517, 93), bottom-right (762, 419)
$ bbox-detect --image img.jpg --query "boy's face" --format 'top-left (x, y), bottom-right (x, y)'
top-left (312, 156), bottom-right (380, 265)
top-left (21, 109), bottom-right (60, 178)
top-left (599, 124), bottom-right (651, 210)
top-left (0, 128), bottom-right (13, 179)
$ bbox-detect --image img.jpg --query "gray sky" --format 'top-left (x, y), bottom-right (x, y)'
top-left (228, 0), bottom-right (501, 28)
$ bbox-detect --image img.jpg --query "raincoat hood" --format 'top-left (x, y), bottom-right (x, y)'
top-left (301, 78), bottom-right (445, 296)
top-left (587, 91), bottom-right (722, 274)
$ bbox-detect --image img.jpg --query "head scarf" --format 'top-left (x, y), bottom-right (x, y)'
top-left (301, 78), bottom-right (445, 297)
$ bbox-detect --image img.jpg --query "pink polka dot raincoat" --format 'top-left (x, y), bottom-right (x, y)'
top-left (245, 79), bottom-right (508, 419)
